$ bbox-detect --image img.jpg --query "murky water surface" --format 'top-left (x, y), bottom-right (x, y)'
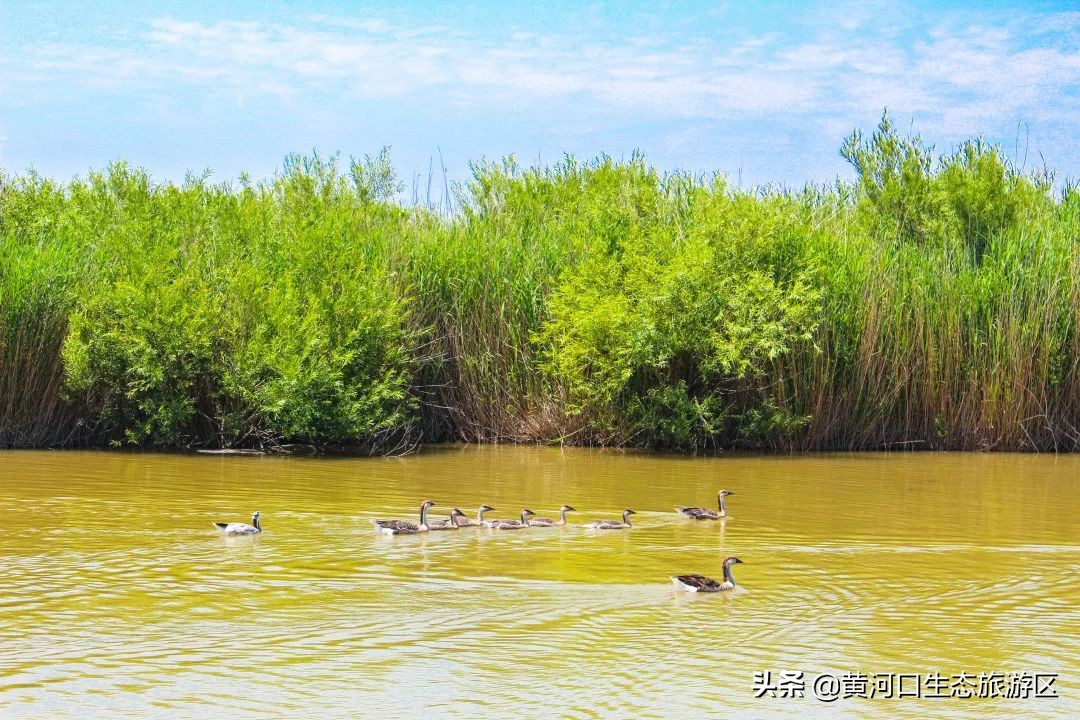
top-left (0, 447), bottom-right (1077, 718)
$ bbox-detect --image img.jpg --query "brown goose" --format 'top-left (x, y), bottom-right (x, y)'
top-left (676, 490), bottom-right (734, 520)
top-left (428, 508), bottom-right (468, 530)
top-left (488, 509), bottom-right (535, 530)
top-left (373, 500), bottom-right (436, 535)
top-left (585, 509), bottom-right (636, 529)
top-left (671, 556), bottom-right (743, 593)
top-left (529, 505), bottom-right (576, 527)
top-left (454, 505), bottom-right (496, 527)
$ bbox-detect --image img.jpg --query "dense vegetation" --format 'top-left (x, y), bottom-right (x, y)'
top-left (1, 116), bottom-right (1077, 452)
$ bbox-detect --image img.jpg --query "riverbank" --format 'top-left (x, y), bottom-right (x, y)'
top-left (2, 115), bottom-right (1077, 452)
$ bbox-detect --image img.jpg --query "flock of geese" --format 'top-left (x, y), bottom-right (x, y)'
top-left (214, 489), bottom-right (743, 594)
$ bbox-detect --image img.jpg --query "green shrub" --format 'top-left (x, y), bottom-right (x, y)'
top-left (58, 157), bottom-right (418, 450)
top-left (539, 178), bottom-right (822, 449)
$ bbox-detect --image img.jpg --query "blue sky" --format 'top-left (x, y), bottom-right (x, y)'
top-left (3, 1), bottom-right (1079, 194)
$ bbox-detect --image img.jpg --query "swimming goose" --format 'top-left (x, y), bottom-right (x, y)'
top-left (214, 511), bottom-right (262, 536)
top-left (428, 508), bottom-right (467, 530)
top-left (488, 509), bottom-right (535, 530)
top-left (585, 509), bottom-right (636, 529)
top-left (671, 556), bottom-right (743, 592)
top-left (676, 490), bottom-right (734, 520)
top-left (454, 505), bottom-right (496, 527)
top-left (373, 500), bottom-right (436, 535)
top-left (530, 505), bottom-right (576, 527)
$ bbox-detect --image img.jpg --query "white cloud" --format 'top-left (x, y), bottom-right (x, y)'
top-left (3, 9), bottom-right (1079, 144)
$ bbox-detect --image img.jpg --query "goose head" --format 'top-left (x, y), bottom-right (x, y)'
top-left (722, 556), bottom-right (743, 567)
top-left (560, 505), bottom-right (576, 512)
top-left (718, 490), bottom-right (734, 498)
top-left (479, 504), bottom-right (496, 512)
top-left (451, 508), bottom-right (466, 518)
top-left (622, 509), bottom-right (637, 516)
top-left (520, 508), bottom-right (536, 521)
top-left (251, 511), bottom-right (262, 522)
top-left (420, 500), bottom-right (436, 510)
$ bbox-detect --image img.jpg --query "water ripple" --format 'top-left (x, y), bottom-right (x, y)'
top-left (0, 448), bottom-right (1077, 718)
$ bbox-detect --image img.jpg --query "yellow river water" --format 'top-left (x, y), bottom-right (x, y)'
top-left (0, 447), bottom-right (1077, 718)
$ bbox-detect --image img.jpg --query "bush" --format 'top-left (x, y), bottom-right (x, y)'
top-left (539, 173), bottom-right (821, 449)
top-left (59, 157), bottom-right (418, 450)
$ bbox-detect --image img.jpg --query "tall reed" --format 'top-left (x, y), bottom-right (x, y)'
top-left (0, 118), bottom-right (1075, 452)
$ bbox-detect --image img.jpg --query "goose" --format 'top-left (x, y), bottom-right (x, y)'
top-left (454, 505), bottom-right (496, 527)
top-left (214, 511), bottom-right (262, 536)
top-left (671, 556), bottom-right (743, 592)
top-left (373, 500), bottom-right (436, 535)
top-left (488, 509), bottom-right (535, 530)
top-left (585, 509), bottom-right (636, 529)
top-left (529, 505), bottom-right (576, 527)
top-left (428, 508), bottom-right (468, 530)
top-left (676, 490), bottom-right (734, 520)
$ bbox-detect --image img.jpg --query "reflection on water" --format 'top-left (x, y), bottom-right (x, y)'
top-left (0, 447), bottom-right (1077, 718)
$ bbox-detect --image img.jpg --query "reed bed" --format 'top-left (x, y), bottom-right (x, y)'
top-left (1, 118), bottom-right (1076, 452)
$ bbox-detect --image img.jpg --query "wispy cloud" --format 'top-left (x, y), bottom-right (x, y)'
top-left (6, 10), bottom-right (1078, 128)
top-left (1, 4), bottom-right (1078, 182)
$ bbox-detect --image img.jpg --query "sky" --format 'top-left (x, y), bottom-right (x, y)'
top-left (2, 1), bottom-right (1079, 194)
